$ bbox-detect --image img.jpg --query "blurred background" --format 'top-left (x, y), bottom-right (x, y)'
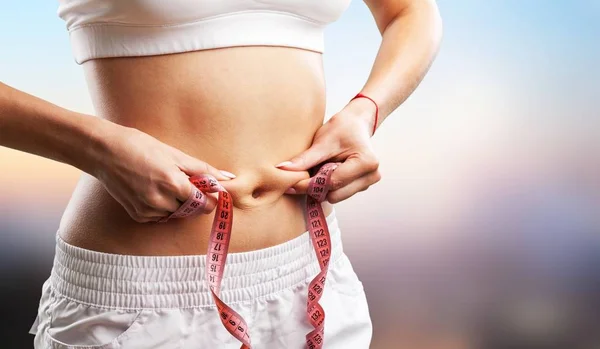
top-left (1, 1), bottom-right (599, 348)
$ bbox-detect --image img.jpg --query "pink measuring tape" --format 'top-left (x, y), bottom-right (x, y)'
top-left (158, 162), bottom-right (338, 349)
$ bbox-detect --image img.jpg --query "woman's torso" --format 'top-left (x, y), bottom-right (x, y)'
top-left (59, 46), bottom-right (333, 255)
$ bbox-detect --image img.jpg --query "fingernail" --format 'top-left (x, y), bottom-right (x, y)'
top-left (275, 161), bottom-right (293, 168)
top-left (284, 187), bottom-right (297, 194)
top-left (219, 170), bottom-right (236, 179)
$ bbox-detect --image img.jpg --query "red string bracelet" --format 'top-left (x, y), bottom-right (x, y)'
top-left (351, 93), bottom-right (379, 136)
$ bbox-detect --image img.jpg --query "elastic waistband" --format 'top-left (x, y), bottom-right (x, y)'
top-left (50, 209), bottom-right (342, 309)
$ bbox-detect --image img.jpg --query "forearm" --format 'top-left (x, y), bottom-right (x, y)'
top-left (0, 82), bottom-right (113, 174)
top-left (360, 0), bottom-right (443, 126)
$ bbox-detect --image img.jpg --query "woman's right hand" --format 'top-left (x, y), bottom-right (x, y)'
top-left (88, 122), bottom-right (235, 223)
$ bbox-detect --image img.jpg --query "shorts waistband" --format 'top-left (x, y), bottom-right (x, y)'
top-left (50, 209), bottom-right (342, 309)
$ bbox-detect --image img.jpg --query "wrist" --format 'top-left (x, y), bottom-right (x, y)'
top-left (69, 114), bottom-right (120, 178)
top-left (347, 95), bottom-right (378, 136)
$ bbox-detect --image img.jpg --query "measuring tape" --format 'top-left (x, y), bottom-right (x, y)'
top-left (159, 162), bottom-right (338, 349)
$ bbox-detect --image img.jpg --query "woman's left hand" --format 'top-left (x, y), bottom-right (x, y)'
top-left (275, 98), bottom-right (382, 203)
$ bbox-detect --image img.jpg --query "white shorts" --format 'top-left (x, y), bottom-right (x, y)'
top-left (29, 210), bottom-right (372, 348)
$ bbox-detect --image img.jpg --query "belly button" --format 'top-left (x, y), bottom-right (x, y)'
top-left (251, 189), bottom-right (262, 199)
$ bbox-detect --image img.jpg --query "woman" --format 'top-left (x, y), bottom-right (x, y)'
top-left (1, 0), bottom-right (441, 348)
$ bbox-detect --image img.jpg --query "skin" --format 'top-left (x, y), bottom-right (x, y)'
top-left (0, 0), bottom-right (442, 255)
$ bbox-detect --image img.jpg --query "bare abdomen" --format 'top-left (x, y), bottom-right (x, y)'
top-left (58, 46), bottom-right (333, 255)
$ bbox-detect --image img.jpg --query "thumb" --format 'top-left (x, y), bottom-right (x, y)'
top-left (178, 155), bottom-right (235, 181)
top-left (275, 143), bottom-right (332, 171)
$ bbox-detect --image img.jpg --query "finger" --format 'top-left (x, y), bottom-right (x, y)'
top-left (200, 192), bottom-right (219, 214)
top-left (326, 170), bottom-right (381, 204)
top-left (275, 142), bottom-right (333, 171)
top-left (279, 168), bottom-right (316, 195)
top-left (174, 182), bottom-right (219, 215)
top-left (286, 157), bottom-right (375, 196)
top-left (172, 170), bottom-right (218, 212)
top-left (151, 180), bottom-right (186, 213)
top-left (285, 178), bottom-right (311, 195)
top-left (328, 153), bottom-right (379, 191)
top-left (174, 172), bottom-right (197, 202)
top-left (164, 198), bottom-right (183, 213)
top-left (137, 216), bottom-right (163, 224)
top-left (284, 155), bottom-right (368, 195)
top-left (144, 210), bottom-right (172, 219)
top-left (178, 154), bottom-right (236, 181)
top-left (147, 216), bottom-right (166, 223)
top-left (166, 144), bottom-right (236, 180)
top-left (133, 210), bottom-right (172, 223)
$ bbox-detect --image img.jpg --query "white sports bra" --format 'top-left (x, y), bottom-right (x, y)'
top-left (57, 0), bottom-right (352, 64)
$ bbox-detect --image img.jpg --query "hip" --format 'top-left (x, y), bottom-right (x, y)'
top-left (31, 209), bottom-right (372, 348)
